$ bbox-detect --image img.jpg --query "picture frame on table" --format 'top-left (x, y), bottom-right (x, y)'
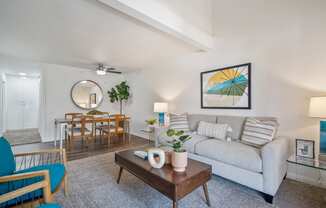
top-left (295, 139), bottom-right (315, 159)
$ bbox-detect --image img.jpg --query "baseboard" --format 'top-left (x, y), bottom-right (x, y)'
top-left (41, 132), bottom-right (150, 144)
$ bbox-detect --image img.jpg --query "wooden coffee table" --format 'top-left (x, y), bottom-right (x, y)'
top-left (115, 150), bottom-right (212, 208)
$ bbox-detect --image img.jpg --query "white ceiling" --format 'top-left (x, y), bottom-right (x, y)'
top-left (0, 0), bottom-right (196, 71)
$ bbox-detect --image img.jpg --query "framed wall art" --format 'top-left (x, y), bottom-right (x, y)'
top-left (201, 63), bottom-right (251, 109)
top-left (296, 139), bottom-right (315, 159)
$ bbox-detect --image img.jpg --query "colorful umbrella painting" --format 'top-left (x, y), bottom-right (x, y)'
top-left (201, 63), bottom-right (251, 109)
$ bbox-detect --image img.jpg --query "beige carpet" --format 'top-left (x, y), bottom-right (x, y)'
top-left (3, 129), bottom-right (41, 145)
top-left (53, 151), bottom-right (326, 208)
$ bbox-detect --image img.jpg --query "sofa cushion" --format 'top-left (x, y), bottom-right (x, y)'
top-left (183, 133), bottom-right (209, 153)
top-left (195, 139), bottom-right (262, 173)
top-left (241, 118), bottom-right (279, 147)
top-left (197, 121), bottom-right (230, 141)
top-left (188, 114), bottom-right (217, 131)
top-left (169, 113), bottom-right (190, 131)
top-left (0, 137), bottom-right (16, 176)
top-left (217, 116), bottom-right (246, 140)
top-left (158, 131), bottom-right (208, 153)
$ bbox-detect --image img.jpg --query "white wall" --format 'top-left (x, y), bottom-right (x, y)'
top-left (124, 71), bottom-right (161, 137)
top-left (129, 0), bottom-right (326, 151)
top-left (156, 0), bottom-right (213, 35)
top-left (40, 64), bottom-right (125, 141)
top-left (125, 0), bottom-right (326, 186)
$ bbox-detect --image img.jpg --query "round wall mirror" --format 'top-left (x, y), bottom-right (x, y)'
top-left (71, 80), bottom-right (103, 109)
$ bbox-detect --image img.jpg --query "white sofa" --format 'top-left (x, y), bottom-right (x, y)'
top-left (155, 114), bottom-right (290, 203)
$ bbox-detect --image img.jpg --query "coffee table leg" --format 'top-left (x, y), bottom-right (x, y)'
top-left (117, 167), bottom-right (123, 184)
top-left (173, 200), bottom-right (178, 208)
top-left (203, 183), bottom-right (211, 207)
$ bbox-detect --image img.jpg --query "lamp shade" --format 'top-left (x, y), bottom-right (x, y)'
top-left (154, 102), bottom-right (168, 113)
top-left (309, 97), bottom-right (326, 118)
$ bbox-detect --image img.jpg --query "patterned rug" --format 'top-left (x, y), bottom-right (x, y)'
top-left (54, 151), bottom-right (326, 208)
top-left (3, 129), bottom-right (41, 145)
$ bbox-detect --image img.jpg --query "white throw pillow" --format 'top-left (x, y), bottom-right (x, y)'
top-left (197, 121), bottom-right (231, 141)
top-left (241, 118), bottom-right (278, 147)
top-left (169, 113), bottom-right (190, 132)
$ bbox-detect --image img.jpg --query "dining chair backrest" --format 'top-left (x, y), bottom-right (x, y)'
top-left (65, 113), bottom-right (83, 120)
top-left (80, 115), bottom-right (95, 136)
top-left (112, 114), bottom-right (126, 133)
top-left (69, 115), bottom-right (94, 137)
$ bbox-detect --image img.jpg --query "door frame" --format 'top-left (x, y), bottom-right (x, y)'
top-left (3, 73), bottom-right (41, 132)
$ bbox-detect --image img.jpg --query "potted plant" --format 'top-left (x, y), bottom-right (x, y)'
top-left (145, 118), bottom-right (157, 126)
top-left (165, 129), bottom-right (191, 172)
top-left (108, 81), bottom-right (130, 114)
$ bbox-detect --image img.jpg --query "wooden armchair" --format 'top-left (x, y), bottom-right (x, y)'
top-left (0, 137), bottom-right (67, 207)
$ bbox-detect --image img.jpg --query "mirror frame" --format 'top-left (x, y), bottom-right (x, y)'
top-left (70, 80), bottom-right (104, 110)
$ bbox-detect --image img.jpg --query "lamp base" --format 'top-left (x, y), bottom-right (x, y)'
top-left (158, 112), bottom-right (165, 126)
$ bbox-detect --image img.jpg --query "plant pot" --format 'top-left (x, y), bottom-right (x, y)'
top-left (171, 151), bottom-right (188, 172)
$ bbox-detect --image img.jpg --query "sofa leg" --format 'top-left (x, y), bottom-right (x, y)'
top-left (261, 193), bottom-right (274, 204)
top-left (283, 172), bottom-right (287, 180)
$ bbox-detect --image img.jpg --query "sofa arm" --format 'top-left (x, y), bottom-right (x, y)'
top-left (153, 126), bottom-right (169, 147)
top-left (261, 137), bottom-right (290, 195)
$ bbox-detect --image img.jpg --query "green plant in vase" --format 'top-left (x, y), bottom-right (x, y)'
top-left (108, 81), bottom-right (130, 114)
top-left (145, 118), bottom-right (157, 126)
top-left (165, 129), bottom-right (191, 172)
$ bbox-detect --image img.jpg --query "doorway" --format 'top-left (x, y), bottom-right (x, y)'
top-left (3, 74), bottom-right (41, 145)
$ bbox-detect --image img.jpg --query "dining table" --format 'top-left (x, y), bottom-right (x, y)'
top-left (54, 115), bottom-right (131, 149)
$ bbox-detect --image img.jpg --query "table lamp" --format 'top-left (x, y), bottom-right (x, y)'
top-left (309, 97), bottom-right (326, 158)
top-left (154, 102), bottom-right (168, 126)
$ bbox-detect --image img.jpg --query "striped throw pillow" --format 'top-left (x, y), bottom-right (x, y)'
top-left (169, 113), bottom-right (190, 132)
top-left (197, 121), bottom-right (231, 141)
top-left (241, 118), bottom-right (278, 147)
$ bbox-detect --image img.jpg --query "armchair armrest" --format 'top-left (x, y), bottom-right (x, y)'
top-left (261, 137), bottom-right (290, 195)
top-left (0, 170), bottom-right (52, 204)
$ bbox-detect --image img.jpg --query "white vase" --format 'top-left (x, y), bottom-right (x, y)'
top-left (148, 148), bottom-right (165, 169)
top-left (171, 151), bottom-right (188, 172)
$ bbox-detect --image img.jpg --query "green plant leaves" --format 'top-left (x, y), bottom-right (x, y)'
top-left (165, 129), bottom-right (192, 152)
top-left (107, 81), bottom-right (130, 103)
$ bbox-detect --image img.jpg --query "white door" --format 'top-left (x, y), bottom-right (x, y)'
top-left (6, 75), bottom-right (40, 130)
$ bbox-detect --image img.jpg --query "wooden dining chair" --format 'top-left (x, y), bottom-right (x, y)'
top-left (67, 115), bottom-right (95, 150)
top-left (93, 112), bottom-right (110, 141)
top-left (64, 113), bottom-right (83, 141)
top-left (102, 114), bottom-right (126, 145)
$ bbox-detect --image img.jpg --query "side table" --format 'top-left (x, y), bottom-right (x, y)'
top-left (140, 127), bottom-right (155, 144)
top-left (287, 155), bottom-right (326, 185)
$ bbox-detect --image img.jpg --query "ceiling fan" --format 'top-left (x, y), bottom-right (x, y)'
top-left (96, 63), bottom-right (122, 75)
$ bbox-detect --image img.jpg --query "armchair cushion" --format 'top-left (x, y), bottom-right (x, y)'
top-left (15, 163), bottom-right (65, 192)
top-left (0, 137), bottom-right (15, 176)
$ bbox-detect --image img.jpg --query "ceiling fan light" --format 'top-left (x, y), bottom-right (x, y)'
top-left (96, 69), bottom-right (106, 75)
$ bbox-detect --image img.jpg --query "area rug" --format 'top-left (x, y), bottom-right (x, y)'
top-left (4, 129), bottom-right (41, 145)
top-left (54, 152), bottom-right (326, 208)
